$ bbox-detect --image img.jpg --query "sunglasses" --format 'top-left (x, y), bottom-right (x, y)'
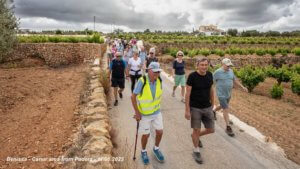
top-left (178, 55), bottom-right (183, 56)
top-left (150, 52), bottom-right (154, 54)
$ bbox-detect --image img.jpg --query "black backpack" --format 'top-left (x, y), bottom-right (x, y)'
top-left (140, 75), bottom-right (162, 96)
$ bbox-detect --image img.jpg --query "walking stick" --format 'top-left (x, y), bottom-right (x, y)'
top-left (133, 121), bottom-right (139, 160)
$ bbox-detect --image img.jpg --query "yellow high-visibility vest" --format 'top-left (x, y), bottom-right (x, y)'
top-left (137, 75), bottom-right (162, 115)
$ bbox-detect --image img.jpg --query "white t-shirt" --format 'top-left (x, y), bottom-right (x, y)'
top-left (128, 57), bottom-right (142, 75)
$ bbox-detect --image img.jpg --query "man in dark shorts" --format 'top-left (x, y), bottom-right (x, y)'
top-left (108, 52), bottom-right (129, 106)
top-left (185, 57), bottom-right (215, 164)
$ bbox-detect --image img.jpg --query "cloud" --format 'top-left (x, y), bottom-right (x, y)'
top-left (13, 0), bottom-right (300, 32)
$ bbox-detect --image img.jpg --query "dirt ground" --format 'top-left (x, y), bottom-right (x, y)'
top-left (0, 64), bottom-right (88, 169)
top-left (161, 63), bottom-right (300, 164)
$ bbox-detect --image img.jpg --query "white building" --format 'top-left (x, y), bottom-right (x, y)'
top-left (199, 25), bottom-right (226, 36)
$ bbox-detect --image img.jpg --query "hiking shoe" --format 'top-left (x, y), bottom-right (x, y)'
top-left (153, 148), bottom-right (165, 163)
top-left (141, 151), bottom-right (149, 165)
top-left (114, 100), bottom-right (118, 106)
top-left (198, 140), bottom-right (203, 148)
top-left (118, 92), bottom-right (123, 99)
top-left (193, 151), bottom-right (203, 164)
top-left (181, 98), bottom-right (185, 103)
top-left (213, 110), bottom-right (217, 120)
top-left (226, 126), bottom-right (235, 137)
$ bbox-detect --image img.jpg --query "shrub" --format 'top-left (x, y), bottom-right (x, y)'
top-left (291, 74), bottom-right (300, 95)
top-left (293, 48), bottom-right (300, 56)
top-left (267, 49), bottom-right (277, 56)
top-left (199, 48), bottom-right (210, 56)
top-left (237, 66), bottom-right (266, 92)
top-left (255, 49), bottom-right (266, 56)
top-left (291, 63), bottom-right (300, 74)
top-left (270, 84), bottom-right (284, 99)
top-left (188, 49), bottom-right (197, 58)
top-left (215, 49), bottom-right (225, 57)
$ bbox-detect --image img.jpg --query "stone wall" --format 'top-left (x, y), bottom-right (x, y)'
top-left (158, 54), bottom-right (300, 69)
top-left (5, 43), bottom-right (106, 67)
top-left (145, 42), bottom-right (297, 56)
top-left (63, 57), bottom-right (113, 169)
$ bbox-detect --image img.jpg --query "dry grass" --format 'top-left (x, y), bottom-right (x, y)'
top-left (113, 138), bottom-right (138, 169)
top-left (99, 69), bottom-right (112, 107)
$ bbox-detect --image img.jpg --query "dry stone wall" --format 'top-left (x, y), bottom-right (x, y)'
top-left (159, 55), bottom-right (300, 69)
top-left (5, 43), bottom-right (106, 67)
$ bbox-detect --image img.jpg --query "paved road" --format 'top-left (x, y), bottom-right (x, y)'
top-left (106, 41), bottom-right (299, 168)
top-left (109, 71), bottom-right (299, 169)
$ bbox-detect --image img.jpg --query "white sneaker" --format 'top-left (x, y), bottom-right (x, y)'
top-left (181, 98), bottom-right (185, 103)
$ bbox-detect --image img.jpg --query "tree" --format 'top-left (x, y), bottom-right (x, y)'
top-left (0, 0), bottom-right (18, 63)
top-left (55, 29), bottom-right (62, 35)
top-left (113, 28), bottom-right (124, 34)
top-left (227, 28), bottom-right (238, 36)
top-left (144, 28), bottom-right (151, 33)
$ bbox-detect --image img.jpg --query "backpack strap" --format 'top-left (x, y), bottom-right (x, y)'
top-left (140, 75), bottom-right (162, 96)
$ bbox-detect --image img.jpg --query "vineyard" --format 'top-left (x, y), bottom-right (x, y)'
top-left (110, 33), bottom-right (300, 45)
top-left (17, 34), bottom-right (105, 44)
top-left (163, 47), bottom-right (300, 58)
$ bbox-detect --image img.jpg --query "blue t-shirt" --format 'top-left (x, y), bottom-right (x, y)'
top-left (213, 68), bottom-right (235, 98)
top-left (139, 51), bottom-right (147, 63)
top-left (109, 59), bottom-right (127, 70)
top-left (133, 76), bottom-right (161, 116)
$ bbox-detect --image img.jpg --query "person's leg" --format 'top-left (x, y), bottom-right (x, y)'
top-left (199, 106), bottom-right (215, 137)
top-left (219, 98), bottom-right (235, 136)
top-left (113, 87), bottom-right (118, 100)
top-left (192, 128), bottom-right (201, 148)
top-left (213, 105), bottom-right (222, 112)
top-left (181, 86), bottom-right (185, 103)
top-left (130, 75), bottom-right (135, 93)
top-left (172, 86), bottom-right (177, 97)
top-left (173, 75), bottom-right (179, 97)
top-left (223, 108), bottom-right (230, 126)
top-left (152, 113), bottom-right (165, 162)
top-left (155, 130), bottom-right (163, 147)
top-left (139, 116), bottom-right (151, 164)
top-left (181, 86), bottom-right (185, 100)
top-left (134, 75), bottom-right (141, 92)
top-left (141, 134), bottom-right (150, 150)
top-left (152, 113), bottom-right (164, 148)
top-left (118, 78), bottom-right (125, 98)
top-left (139, 116), bottom-right (151, 150)
top-left (190, 107), bottom-right (202, 149)
top-left (219, 97), bottom-right (230, 126)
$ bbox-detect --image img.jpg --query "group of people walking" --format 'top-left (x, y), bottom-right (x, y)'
top-left (106, 40), bottom-right (248, 165)
top-left (107, 38), bottom-right (159, 106)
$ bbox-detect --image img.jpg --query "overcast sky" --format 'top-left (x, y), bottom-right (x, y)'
top-left (13, 0), bottom-right (300, 32)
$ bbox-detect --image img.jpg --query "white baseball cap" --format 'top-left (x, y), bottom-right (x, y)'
top-left (147, 62), bottom-right (161, 72)
top-left (222, 58), bottom-right (233, 66)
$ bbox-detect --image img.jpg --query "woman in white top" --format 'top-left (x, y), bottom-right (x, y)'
top-left (128, 50), bottom-right (142, 93)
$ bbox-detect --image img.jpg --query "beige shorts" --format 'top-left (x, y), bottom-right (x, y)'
top-left (139, 113), bottom-right (163, 135)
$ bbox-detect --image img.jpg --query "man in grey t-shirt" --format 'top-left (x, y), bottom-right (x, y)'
top-left (213, 58), bottom-right (248, 137)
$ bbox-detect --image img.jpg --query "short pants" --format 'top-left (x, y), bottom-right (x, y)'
top-left (190, 106), bottom-right (214, 129)
top-left (139, 113), bottom-right (163, 135)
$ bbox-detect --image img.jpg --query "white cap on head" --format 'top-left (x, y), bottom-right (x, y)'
top-left (147, 62), bottom-right (161, 72)
top-left (222, 58), bottom-right (233, 66)
top-left (149, 47), bottom-right (155, 54)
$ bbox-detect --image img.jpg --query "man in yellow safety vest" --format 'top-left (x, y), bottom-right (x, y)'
top-left (131, 62), bottom-right (164, 165)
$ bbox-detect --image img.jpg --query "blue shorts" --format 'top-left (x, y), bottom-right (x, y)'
top-left (218, 97), bottom-right (231, 109)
